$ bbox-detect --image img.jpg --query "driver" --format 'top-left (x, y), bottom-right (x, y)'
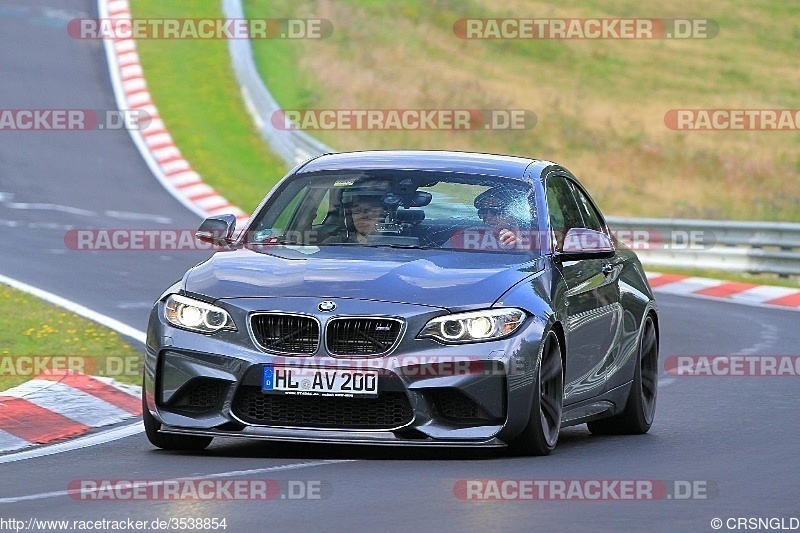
top-left (324, 191), bottom-right (387, 244)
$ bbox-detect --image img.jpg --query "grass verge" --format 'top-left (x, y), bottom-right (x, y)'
top-left (243, 0), bottom-right (800, 222)
top-left (0, 284), bottom-right (142, 392)
top-left (128, 0), bottom-right (799, 221)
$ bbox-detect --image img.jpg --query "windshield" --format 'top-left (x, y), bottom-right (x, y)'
top-left (246, 170), bottom-right (540, 255)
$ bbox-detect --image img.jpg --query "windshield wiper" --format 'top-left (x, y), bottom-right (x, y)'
top-left (248, 237), bottom-right (307, 246)
top-left (363, 243), bottom-right (429, 250)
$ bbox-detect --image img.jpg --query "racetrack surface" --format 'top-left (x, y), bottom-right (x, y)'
top-left (1, 1), bottom-right (798, 531)
top-left (0, 0), bottom-right (210, 332)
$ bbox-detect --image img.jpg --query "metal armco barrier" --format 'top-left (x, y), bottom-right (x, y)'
top-left (222, 0), bottom-right (333, 166)
top-left (606, 218), bottom-right (800, 275)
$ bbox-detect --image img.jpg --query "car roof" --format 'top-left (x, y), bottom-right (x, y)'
top-left (296, 150), bottom-right (555, 181)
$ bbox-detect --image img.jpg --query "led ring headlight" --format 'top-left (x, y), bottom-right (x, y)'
top-left (165, 294), bottom-right (236, 334)
top-left (418, 308), bottom-right (525, 344)
top-left (440, 319), bottom-right (466, 340)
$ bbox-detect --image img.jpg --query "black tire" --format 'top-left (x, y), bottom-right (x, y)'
top-left (142, 379), bottom-right (213, 451)
top-left (509, 331), bottom-right (564, 456)
top-left (587, 314), bottom-right (658, 435)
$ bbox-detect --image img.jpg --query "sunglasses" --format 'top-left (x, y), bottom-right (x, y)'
top-left (478, 207), bottom-right (506, 218)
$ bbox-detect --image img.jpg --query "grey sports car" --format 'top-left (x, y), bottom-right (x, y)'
top-left (143, 150), bottom-right (658, 455)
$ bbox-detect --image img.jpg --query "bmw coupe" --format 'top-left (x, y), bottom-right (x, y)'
top-left (143, 150), bottom-right (658, 455)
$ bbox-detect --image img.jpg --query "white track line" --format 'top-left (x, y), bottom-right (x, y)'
top-left (0, 460), bottom-right (356, 504)
top-left (0, 422), bottom-right (143, 465)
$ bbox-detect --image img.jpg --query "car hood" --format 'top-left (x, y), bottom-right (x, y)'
top-left (183, 245), bottom-right (542, 310)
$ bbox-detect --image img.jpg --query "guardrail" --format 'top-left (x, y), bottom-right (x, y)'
top-left (222, 0), bottom-right (333, 166)
top-left (607, 218), bottom-right (800, 276)
top-left (222, 0), bottom-right (798, 277)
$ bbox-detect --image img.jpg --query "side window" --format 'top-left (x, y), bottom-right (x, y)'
top-left (312, 190), bottom-right (332, 225)
top-left (267, 192), bottom-right (304, 232)
top-left (568, 181), bottom-right (605, 233)
top-left (260, 188), bottom-right (324, 235)
top-left (546, 175), bottom-right (583, 234)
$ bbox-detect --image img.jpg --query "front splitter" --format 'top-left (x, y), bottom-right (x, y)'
top-left (160, 425), bottom-right (507, 448)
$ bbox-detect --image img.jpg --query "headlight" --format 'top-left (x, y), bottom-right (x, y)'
top-left (164, 294), bottom-right (236, 333)
top-left (417, 308), bottom-right (526, 344)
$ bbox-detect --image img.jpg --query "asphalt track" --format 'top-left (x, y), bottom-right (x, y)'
top-left (0, 1), bottom-right (798, 531)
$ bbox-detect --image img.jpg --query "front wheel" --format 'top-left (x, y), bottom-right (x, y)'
top-left (588, 314), bottom-right (658, 435)
top-left (142, 379), bottom-right (213, 451)
top-left (509, 331), bottom-right (564, 456)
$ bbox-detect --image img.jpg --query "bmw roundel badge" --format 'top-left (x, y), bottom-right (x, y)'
top-left (318, 301), bottom-right (336, 312)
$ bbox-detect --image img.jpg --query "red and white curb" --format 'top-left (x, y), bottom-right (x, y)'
top-left (100, 0), bottom-right (249, 229)
top-left (0, 371), bottom-right (141, 453)
top-left (647, 272), bottom-right (800, 311)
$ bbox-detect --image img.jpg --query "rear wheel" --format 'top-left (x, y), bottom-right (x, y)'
top-left (510, 332), bottom-right (564, 456)
top-left (588, 315), bottom-right (658, 435)
top-left (142, 378), bottom-right (213, 451)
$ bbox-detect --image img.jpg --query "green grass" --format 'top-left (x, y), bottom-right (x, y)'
top-left (126, 0), bottom-right (798, 284)
top-left (126, 0), bottom-right (799, 221)
top-left (130, 0), bottom-right (287, 215)
top-left (240, 0), bottom-right (800, 222)
top-left (0, 284), bottom-right (143, 392)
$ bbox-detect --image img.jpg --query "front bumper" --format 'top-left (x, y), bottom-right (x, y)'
top-left (160, 425), bottom-right (507, 448)
top-left (144, 296), bottom-right (545, 446)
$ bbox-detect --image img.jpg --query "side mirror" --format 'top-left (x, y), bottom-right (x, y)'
top-left (196, 214), bottom-right (236, 245)
top-left (556, 227), bottom-right (615, 261)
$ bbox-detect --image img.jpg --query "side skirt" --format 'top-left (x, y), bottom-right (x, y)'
top-left (561, 380), bottom-right (632, 427)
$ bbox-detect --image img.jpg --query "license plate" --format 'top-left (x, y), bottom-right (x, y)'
top-left (262, 366), bottom-right (378, 398)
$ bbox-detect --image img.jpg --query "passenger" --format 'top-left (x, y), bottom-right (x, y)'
top-left (473, 187), bottom-right (524, 247)
top-left (440, 186), bottom-right (530, 250)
